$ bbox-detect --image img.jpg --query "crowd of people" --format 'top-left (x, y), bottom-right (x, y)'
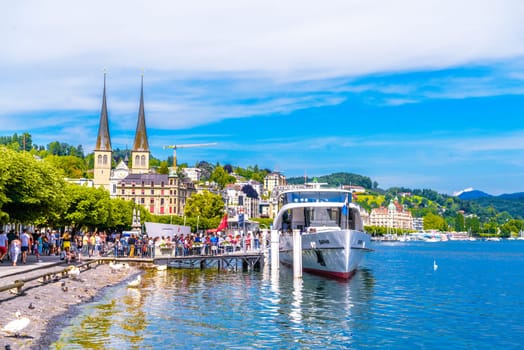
top-left (152, 231), bottom-right (265, 257)
top-left (0, 228), bottom-right (268, 266)
top-left (0, 228), bottom-right (82, 266)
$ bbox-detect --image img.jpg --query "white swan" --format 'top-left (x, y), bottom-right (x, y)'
top-left (156, 264), bottom-right (167, 271)
top-left (2, 311), bottom-right (30, 337)
top-left (68, 266), bottom-right (81, 279)
top-left (433, 260), bottom-right (438, 271)
top-left (127, 275), bottom-right (141, 288)
top-left (109, 261), bottom-right (127, 272)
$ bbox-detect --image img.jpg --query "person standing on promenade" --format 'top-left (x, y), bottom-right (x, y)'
top-left (6, 230), bottom-right (16, 260)
top-left (0, 230), bottom-right (8, 262)
top-left (20, 229), bottom-right (31, 264)
top-left (49, 230), bottom-right (57, 255)
top-left (128, 234), bottom-right (136, 258)
top-left (88, 233), bottom-right (95, 257)
top-left (33, 232), bottom-right (42, 262)
top-left (81, 233), bottom-right (88, 256)
top-left (62, 231), bottom-right (71, 253)
top-left (10, 234), bottom-right (21, 266)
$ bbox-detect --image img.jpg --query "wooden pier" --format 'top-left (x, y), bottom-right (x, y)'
top-left (90, 251), bottom-right (266, 272)
top-left (158, 252), bottom-right (264, 271)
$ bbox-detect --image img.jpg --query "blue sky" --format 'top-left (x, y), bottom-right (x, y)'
top-left (1, 1), bottom-right (524, 195)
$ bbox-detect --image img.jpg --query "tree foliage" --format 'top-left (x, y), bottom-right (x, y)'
top-left (184, 191), bottom-right (225, 220)
top-left (235, 165), bottom-right (268, 183)
top-left (0, 146), bottom-right (66, 224)
top-left (287, 172), bottom-right (374, 189)
top-left (242, 184), bottom-right (259, 199)
top-left (423, 213), bottom-right (447, 231)
top-left (60, 184), bottom-right (112, 231)
top-left (209, 165), bottom-right (236, 189)
top-left (196, 161), bottom-right (214, 181)
top-left (44, 155), bottom-right (88, 178)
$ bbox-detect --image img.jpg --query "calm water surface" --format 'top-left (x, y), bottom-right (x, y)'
top-left (52, 241), bottom-right (524, 349)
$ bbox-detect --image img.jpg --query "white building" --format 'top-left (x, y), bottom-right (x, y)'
top-left (368, 198), bottom-right (414, 230)
top-left (182, 167), bottom-right (202, 182)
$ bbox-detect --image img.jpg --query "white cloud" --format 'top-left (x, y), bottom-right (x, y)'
top-left (1, 0), bottom-right (523, 126)
top-left (3, 1), bottom-right (524, 74)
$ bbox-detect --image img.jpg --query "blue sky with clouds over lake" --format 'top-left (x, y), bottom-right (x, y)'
top-left (1, 0), bottom-right (524, 195)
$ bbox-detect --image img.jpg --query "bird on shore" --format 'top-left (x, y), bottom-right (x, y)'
top-left (2, 311), bottom-right (30, 337)
top-left (68, 266), bottom-right (81, 280)
top-left (61, 281), bottom-right (68, 292)
top-left (433, 259), bottom-right (438, 271)
top-left (109, 261), bottom-right (128, 272)
top-left (127, 275), bottom-right (141, 288)
top-left (28, 303), bottom-right (35, 310)
top-left (156, 265), bottom-right (167, 271)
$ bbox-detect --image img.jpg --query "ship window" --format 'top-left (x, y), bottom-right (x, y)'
top-left (305, 207), bottom-right (339, 227)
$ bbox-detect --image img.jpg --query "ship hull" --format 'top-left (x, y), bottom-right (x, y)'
top-left (279, 230), bottom-right (370, 279)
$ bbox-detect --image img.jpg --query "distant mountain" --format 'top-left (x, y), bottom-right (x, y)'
top-left (498, 192), bottom-right (524, 199)
top-left (454, 188), bottom-right (492, 200)
top-left (456, 189), bottom-right (524, 219)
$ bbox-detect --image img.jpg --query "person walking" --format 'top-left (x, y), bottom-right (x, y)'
top-left (33, 232), bottom-right (43, 262)
top-left (20, 229), bottom-right (31, 264)
top-left (0, 230), bottom-right (8, 263)
top-left (10, 234), bottom-right (21, 266)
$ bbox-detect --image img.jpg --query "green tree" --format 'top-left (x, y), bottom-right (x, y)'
top-left (0, 146), bottom-right (66, 224)
top-left (209, 165), bottom-right (235, 189)
top-left (107, 198), bottom-right (135, 231)
top-left (157, 161), bottom-right (170, 175)
top-left (500, 219), bottom-right (524, 237)
top-left (184, 191), bottom-right (225, 220)
top-left (60, 184), bottom-right (112, 232)
top-left (465, 216), bottom-right (481, 234)
top-left (423, 213), bottom-right (446, 230)
top-left (44, 155), bottom-right (88, 178)
top-left (483, 220), bottom-right (498, 235)
top-left (454, 213), bottom-right (465, 232)
top-left (196, 161), bottom-right (214, 181)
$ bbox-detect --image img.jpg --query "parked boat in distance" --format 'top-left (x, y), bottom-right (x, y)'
top-left (272, 185), bottom-right (372, 279)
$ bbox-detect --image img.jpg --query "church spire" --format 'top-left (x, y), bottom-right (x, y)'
top-left (130, 73), bottom-right (150, 174)
top-left (132, 74), bottom-right (149, 152)
top-left (95, 72), bottom-right (112, 151)
top-left (93, 71), bottom-right (113, 192)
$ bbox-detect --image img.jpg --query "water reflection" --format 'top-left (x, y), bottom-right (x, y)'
top-left (290, 278), bottom-right (303, 325)
top-left (53, 266), bottom-right (375, 349)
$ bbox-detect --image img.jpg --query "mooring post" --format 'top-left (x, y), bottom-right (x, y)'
top-left (293, 229), bottom-right (302, 279)
top-left (270, 229), bottom-right (280, 271)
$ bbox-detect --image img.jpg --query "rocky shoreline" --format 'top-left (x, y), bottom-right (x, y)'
top-left (0, 263), bottom-right (140, 350)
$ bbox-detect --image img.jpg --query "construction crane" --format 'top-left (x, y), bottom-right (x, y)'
top-left (163, 143), bottom-right (217, 167)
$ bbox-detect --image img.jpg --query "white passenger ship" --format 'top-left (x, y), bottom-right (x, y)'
top-left (273, 186), bottom-right (371, 279)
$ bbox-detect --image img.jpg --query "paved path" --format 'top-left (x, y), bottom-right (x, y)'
top-left (0, 255), bottom-right (65, 279)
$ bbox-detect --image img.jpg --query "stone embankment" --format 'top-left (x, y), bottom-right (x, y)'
top-left (0, 257), bottom-right (140, 349)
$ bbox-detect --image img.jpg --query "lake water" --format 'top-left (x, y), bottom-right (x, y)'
top-left (51, 241), bottom-right (524, 349)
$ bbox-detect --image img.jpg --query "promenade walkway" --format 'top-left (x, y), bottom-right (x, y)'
top-left (0, 255), bottom-right (65, 279)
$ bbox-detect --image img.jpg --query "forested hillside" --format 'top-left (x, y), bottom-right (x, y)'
top-left (287, 172), bottom-right (377, 189)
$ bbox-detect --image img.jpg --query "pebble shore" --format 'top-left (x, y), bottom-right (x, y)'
top-left (0, 263), bottom-right (140, 350)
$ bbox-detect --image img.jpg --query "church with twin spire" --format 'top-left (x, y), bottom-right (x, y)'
top-left (93, 74), bottom-right (195, 216)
